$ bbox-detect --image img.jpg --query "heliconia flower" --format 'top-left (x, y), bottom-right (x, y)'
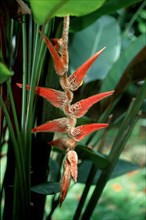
top-left (16, 83), bottom-right (68, 108)
top-left (60, 150), bottom-right (78, 206)
top-left (17, 15), bottom-right (113, 207)
top-left (32, 118), bottom-right (69, 133)
top-left (48, 137), bottom-right (76, 150)
top-left (42, 34), bottom-right (66, 76)
top-left (67, 47), bottom-right (106, 91)
top-left (64, 91), bottom-right (114, 118)
top-left (68, 123), bottom-right (108, 142)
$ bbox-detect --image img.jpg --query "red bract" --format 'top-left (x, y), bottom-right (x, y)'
top-left (50, 38), bottom-right (63, 52)
top-left (16, 83), bottom-right (30, 89)
top-left (69, 123), bottom-right (109, 142)
top-left (17, 83), bottom-right (68, 108)
top-left (32, 118), bottom-right (69, 133)
top-left (68, 47), bottom-right (106, 91)
top-left (66, 150), bottom-right (78, 182)
top-left (64, 91), bottom-right (114, 118)
top-left (33, 87), bottom-right (68, 108)
top-left (42, 35), bottom-right (66, 76)
top-left (60, 150), bottom-right (78, 206)
top-left (60, 158), bottom-right (71, 207)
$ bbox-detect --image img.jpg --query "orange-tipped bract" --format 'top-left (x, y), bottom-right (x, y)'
top-left (60, 150), bottom-right (78, 206)
top-left (60, 158), bottom-right (71, 207)
top-left (17, 83), bottom-right (68, 108)
top-left (68, 47), bottom-right (106, 91)
top-left (65, 90), bottom-right (114, 118)
top-left (42, 35), bottom-right (66, 76)
top-left (67, 150), bottom-right (78, 182)
top-left (32, 118), bottom-right (69, 133)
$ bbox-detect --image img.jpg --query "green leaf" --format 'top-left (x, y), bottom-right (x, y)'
top-left (31, 182), bottom-right (60, 195)
top-left (76, 145), bottom-right (109, 170)
top-left (110, 159), bottom-right (140, 178)
top-left (0, 63), bottom-right (13, 84)
top-left (78, 159), bottom-right (139, 184)
top-left (100, 34), bottom-right (146, 92)
top-left (70, 0), bottom-right (143, 32)
top-left (29, 0), bottom-right (105, 24)
top-left (69, 16), bottom-right (121, 83)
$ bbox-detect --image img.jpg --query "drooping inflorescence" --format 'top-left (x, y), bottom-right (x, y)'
top-left (17, 16), bottom-right (114, 206)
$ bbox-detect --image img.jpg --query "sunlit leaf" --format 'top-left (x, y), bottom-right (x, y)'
top-left (69, 16), bottom-right (121, 83)
top-left (29, 0), bottom-right (105, 24)
top-left (70, 0), bottom-right (143, 32)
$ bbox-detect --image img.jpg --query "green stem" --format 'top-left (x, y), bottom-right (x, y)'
top-left (28, 16), bottom-right (33, 84)
top-left (25, 24), bottom-right (40, 137)
top-left (25, 22), bottom-right (51, 137)
top-left (5, 17), bottom-right (28, 218)
top-left (23, 23), bottom-right (41, 206)
top-left (21, 16), bottom-right (34, 209)
top-left (25, 24), bottom-right (40, 163)
top-left (6, 82), bottom-right (27, 192)
top-left (21, 16), bottom-right (27, 132)
top-left (0, 96), bottom-right (26, 219)
top-left (24, 22), bottom-right (51, 202)
top-left (6, 81), bottom-right (21, 147)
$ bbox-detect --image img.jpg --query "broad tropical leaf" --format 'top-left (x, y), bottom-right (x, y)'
top-left (30, 0), bottom-right (105, 24)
